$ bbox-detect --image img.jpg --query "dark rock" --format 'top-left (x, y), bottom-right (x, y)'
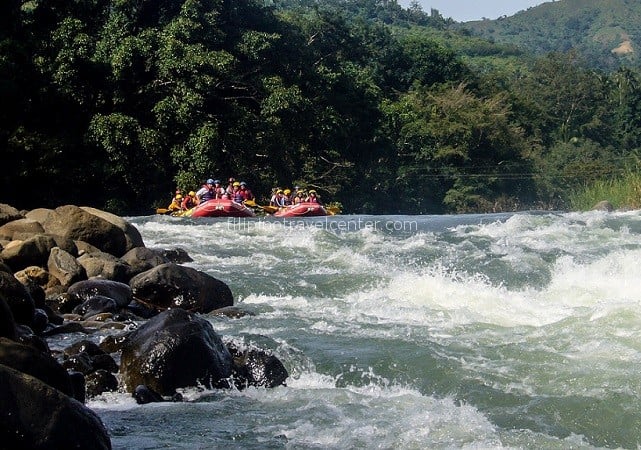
top-left (73, 295), bottom-right (118, 319)
top-left (120, 246), bottom-right (170, 277)
top-left (86, 369), bottom-right (119, 398)
top-left (50, 292), bottom-right (84, 314)
top-left (68, 279), bottom-right (133, 308)
top-left (157, 247), bottom-right (193, 264)
top-left (129, 263), bottom-right (233, 314)
top-left (0, 337), bottom-right (76, 399)
top-left (0, 364), bottom-right (111, 450)
top-left (0, 294), bottom-right (17, 340)
top-left (0, 271), bottom-right (35, 326)
top-left (42, 321), bottom-right (92, 337)
top-left (32, 308), bottom-right (49, 333)
top-left (133, 384), bottom-right (165, 404)
top-left (77, 251), bottom-right (132, 282)
top-left (208, 305), bottom-right (256, 319)
top-left (120, 308), bottom-right (232, 396)
top-left (227, 341), bottom-right (288, 389)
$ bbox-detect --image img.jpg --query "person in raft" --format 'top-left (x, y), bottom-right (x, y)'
top-left (196, 179), bottom-right (216, 203)
top-left (238, 181), bottom-right (255, 202)
top-left (270, 189), bottom-right (287, 207)
top-left (181, 191), bottom-right (198, 210)
top-left (168, 193), bottom-right (183, 212)
top-left (306, 189), bottom-right (320, 204)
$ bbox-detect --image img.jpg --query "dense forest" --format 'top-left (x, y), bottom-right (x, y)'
top-left (3, 0), bottom-right (641, 215)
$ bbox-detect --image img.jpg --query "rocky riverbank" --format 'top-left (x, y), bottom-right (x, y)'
top-left (0, 204), bottom-right (288, 449)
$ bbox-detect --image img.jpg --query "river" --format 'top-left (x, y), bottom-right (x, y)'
top-left (82, 210), bottom-right (641, 449)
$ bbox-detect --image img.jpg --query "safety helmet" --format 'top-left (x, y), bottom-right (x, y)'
top-left (240, 181), bottom-right (247, 186)
top-left (277, 189), bottom-right (283, 194)
top-left (188, 191), bottom-right (196, 197)
top-left (284, 189), bottom-right (291, 195)
top-left (229, 177), bottom-right (235, 182)
top-left (233, 181), bottom-right (240, 187)
top-left (309, 189), bottom-right (316, 194)
top-left (207, 178), bottom-right (215, 185)
top-left (176, 194), bottom-right (183, 200)
top-left (214, 179), bottom-right (221, 184)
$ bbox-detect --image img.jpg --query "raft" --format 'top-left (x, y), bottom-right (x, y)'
top-left (185, 199), bottom-right (256, 218)
top-left (272, 202), bottom-right (329, 218)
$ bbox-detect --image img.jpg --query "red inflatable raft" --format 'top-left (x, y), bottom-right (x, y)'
top-left (186, 199), bottom-right (256, 218)
top-left (272, 202), bottom-right (328, 218)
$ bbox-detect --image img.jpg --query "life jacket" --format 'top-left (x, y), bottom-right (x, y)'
top-left (200, 185), bottom-right (215, 202)
top-left (307, 195), bottom-right (319, 203)
top-left (232, 190), bottom-right (244, 203)
top-left (182, 196), bottom-right (196, 210)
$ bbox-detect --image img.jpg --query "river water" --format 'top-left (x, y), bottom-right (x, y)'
top-left (83, 211), bottom-right (641, 449)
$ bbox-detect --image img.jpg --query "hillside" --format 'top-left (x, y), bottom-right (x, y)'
top-left (457, 0), bottom-right (641, 70)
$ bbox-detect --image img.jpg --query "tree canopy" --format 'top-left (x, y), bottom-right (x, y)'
top-left (2, 0), bottom-right (641, 214)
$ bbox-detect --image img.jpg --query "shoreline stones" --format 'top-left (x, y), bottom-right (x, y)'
top-left (0, 203), bottom-right (289, 447)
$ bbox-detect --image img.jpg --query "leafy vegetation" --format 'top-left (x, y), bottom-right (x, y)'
top-left (2, 0), bottom-right (641, 214)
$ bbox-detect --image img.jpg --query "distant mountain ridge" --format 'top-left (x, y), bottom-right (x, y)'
top-left (457, 0), bottom-right (641, 70)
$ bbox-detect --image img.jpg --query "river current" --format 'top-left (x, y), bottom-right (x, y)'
top-left (79, 211), bottom-right (641, 449)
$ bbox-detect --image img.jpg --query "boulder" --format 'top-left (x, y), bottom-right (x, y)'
top-left (48, 247), bottom-right (87, 287)
top-left (156, 247), bottom-right (193, 264)
top-left (0, 364), bottom-right (111, 450)
top-left (24, 207), bottom-right (55, 225)
top-left (0, 203), bottom-right (23, 226)
top-left (68, 279), bottom-right (133, 308)
top-left (0, 271), bottom-right (35, 327)
top-left (0, 337), bottom-right (77, 399)
top-left (227, 340), bottom-right (288, 389)
top-left (73, 296), bottom-right (119, 319)
top-left (129, 263), bottom-right (233, 314)
top-left (119, 308), bottom-right (232, 395)
top-left (41, 205), bottom-right (128, 257)
top-left (592, 200), bottom-right (614, 212)
top-left (0, 234), bottom-right (58, 272)
top-left (14, 266), bottom-right (61, 292)
top-left (120, 247), bottom-right (170, 277)
top-left (80, 206), bottom-right (145, 252)
top-left (77, 251), bottom-right (131, 282)
top-left (0, 218), bottom-right (45, 240)
top-left (0, 295), bottom-right (17, 340)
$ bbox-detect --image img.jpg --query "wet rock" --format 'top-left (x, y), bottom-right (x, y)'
top-left (0, 337), bottom-right (77, 400)
top-left (120, 308), bottom-right (232, 396)
top-left (0, 271), bottom-right (35, 327)
top-left (68, 279), bottom-right (133, 308)
top-left (73, 295), bottom-right (118, 319)
top-left (226, 341), bottom-right (288, 389)
top-left (120, 246), bottom-right (170, 277)
top-left (0, 364), bottom-right (111, 450)
top-left (129, 263), bottom-right (233, 314)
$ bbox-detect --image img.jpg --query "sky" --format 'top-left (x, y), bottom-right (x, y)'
top-left (398, 0), bottom-right (550, 22)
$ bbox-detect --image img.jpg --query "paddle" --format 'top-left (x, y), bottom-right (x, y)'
top-left (156, 208), bottom-right (170, 215)
top-left (326, 205), bottom-right (341, 215)
top-left (244, 199), bottom-right (279, 214)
